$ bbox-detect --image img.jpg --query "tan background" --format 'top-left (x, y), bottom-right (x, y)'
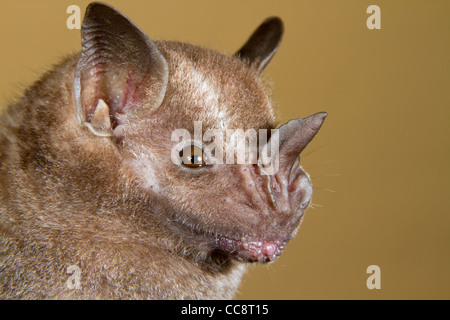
top-left (1, 0), bottom-right (449, 299)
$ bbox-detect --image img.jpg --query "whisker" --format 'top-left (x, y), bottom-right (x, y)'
top-left (305, 159), bottom-right (337, 169)
top-left (302, 143), bottom-right (331, 158)
top-left (310, 202), bottom-right (323, 208)
top-left (311, 173), bottom-right (341, 179)
top-left (314, 186), bottom-right (336, 193)
top-left (265, 261), bottom-right (276, 283)
top-left (307, 202), bottom-right (325, 215)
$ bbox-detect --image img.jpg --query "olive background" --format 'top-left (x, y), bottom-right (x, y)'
top-left (1, 0), bottom-right (448, 299)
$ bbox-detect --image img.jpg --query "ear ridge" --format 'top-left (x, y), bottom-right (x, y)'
top-left (235, 17), bottom-right (284, 74)
top-left (88, 99), bottom-right (112, 135)
top-left (74, 2), bottom-right (168, 135)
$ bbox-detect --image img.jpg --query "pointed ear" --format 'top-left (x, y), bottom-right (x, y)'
top-left (74, 2), bottom-right (168, 136)
top-left (235, 17), bottom-right (284, 74)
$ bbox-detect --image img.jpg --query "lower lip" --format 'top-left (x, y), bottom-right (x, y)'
top-left (216, 236), bottom-right (287, 263)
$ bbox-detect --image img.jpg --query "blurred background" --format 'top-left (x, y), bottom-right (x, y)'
top-left (1, 0), bottom-right (448, 299)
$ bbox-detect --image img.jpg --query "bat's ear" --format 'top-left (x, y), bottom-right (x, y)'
top-left (74, 2), bottom-right (168, 137)
top-left (235, 17), bottom-right (284, 74)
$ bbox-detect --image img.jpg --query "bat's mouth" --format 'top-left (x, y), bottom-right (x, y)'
top-left (215, 235), bottom-right (288, 263)
top-left (168, 216), bottom-right (293, 263)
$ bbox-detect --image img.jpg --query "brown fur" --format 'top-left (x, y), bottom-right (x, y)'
top-left (0, 3), bottom-right (325, 299)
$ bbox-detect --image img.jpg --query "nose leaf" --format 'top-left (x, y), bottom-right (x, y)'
top-left (277, 112), bottom-right (327, 177)
top-left (261, 112), bottom-right (326, 213)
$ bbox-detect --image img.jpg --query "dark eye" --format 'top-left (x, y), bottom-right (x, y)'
top-left (179, 145), bottom-right (208, 168)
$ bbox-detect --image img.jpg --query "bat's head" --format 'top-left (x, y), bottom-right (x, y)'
top-left (74, 2), bottom-right (326, 263)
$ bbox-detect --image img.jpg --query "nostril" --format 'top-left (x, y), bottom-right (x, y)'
top-left (299, 182), bottom-right (313, 209)
top-left (269, 167), bottom-right (313, 214)
top-left (288, 173), bottom-right (313, 211)
top-left (300, 199), bottom-right (310, 210)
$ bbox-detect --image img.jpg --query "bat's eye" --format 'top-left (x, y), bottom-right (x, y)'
top-left (179, 145), bottom-right (208, 168)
